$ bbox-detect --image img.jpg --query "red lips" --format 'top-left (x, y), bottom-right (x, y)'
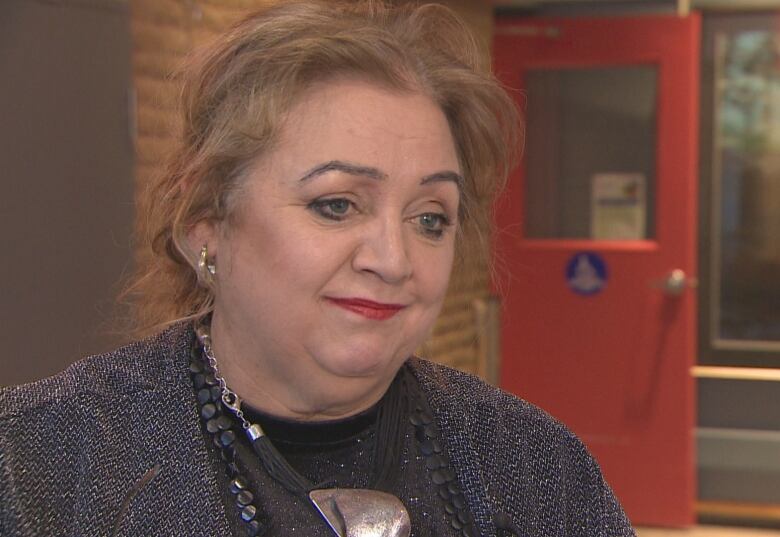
top-left (326, 297), bottom-right (406, 320)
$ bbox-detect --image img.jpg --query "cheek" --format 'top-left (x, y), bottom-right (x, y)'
top-left (263, 228), bottom-right (352, 289)
top-left (414, 244), bottom-right (455, 304)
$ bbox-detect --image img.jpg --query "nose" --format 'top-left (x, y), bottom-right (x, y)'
top-left (352, 218), bottom-right (413, 284)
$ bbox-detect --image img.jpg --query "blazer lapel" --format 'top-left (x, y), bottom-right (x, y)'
top-left (112, 326), bottom-right (233, 536)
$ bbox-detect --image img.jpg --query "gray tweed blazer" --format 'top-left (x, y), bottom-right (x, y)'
top-left (0, 323), bottom-right (634, 537)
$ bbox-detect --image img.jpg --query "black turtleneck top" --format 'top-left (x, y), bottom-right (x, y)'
top-left (200, 367), bottom-right (468, 536)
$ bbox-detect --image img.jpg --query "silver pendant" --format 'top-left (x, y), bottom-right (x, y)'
top-left (309, 489), bottom-right (412, 537)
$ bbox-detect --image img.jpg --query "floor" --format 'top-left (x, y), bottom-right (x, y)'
top-left (637, 527), bottom-right (780, 536)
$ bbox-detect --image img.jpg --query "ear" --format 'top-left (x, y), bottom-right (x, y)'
top-left (186, 219), bottom-right (220, 268)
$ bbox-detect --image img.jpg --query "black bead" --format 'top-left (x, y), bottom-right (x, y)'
top-left (418, 411), bottom-right (433, 424)
top-left (193, 373), bottom-right (206, 389)
top-left (220, 430), bottom-right (236, 447)
top-left (241, 504), bottom-right (257, 522)
top-left (451, 516), bottom-right (464, 530)
top-left (229, 477), bottom-right (248, 494)
top-left (457, 510), bottom-right (471, 524)
top-left (423, 424), bottom-right (437, 438)
top-left (442, 468), bottom-right (456, 482)
top-left (425, 455), bottom-right (444, 470)
top-left (432, 470), bottom-right (447, 485)
top-left (445, 502), bottom-right (457, 515)
top-left (414, 426), bottom-right (427, 443)
top-left (197, 388), bottom-right (212, 405)
top-left (452, 494), bottom-right (466, 509)
top-left (419, 439), bottom-right (435, 456)
top-left (448, 482), bottom-right (461, 495)
top-left (189, 360), bottom-right (204, 374)
top-left (210, 386), bottom-right (222, 401)
top-left (217, 415), bottom-right (233, 431)
top-left (462, 523), bottom-right (478, 537)
top-left (237, 490), bottom-right (254, 506)
top-left (204, 373), bottom-right (218, 386)
top-left (438, 485), bottom-right (451, 500)
top-left (220, 446), bottom-right (235, 462)
top-left (409, 413), bottom-right (423, 426)
top-left (246, 519), bottom-right (262, 536)
top-left (226, 463), bottom-right (239, 478)
top-left (201, 403), bottom-right (217, 420)
top-left (206, 417), bottom-right (220, 433)
top-left (432, 438), bottom-right (443, 453)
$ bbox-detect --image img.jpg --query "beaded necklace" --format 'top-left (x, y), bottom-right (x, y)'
top-left (190, 324), bottom-right (478, 536)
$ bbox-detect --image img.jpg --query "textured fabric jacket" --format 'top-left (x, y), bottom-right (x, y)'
top-left (0, 323), bottom-right (634, 537)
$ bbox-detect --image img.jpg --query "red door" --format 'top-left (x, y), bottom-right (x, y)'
top-left (493, 15), bottom-right (700, 527)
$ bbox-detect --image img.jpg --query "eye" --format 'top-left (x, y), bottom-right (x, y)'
top-left (308, 197), bottom-right (355, 221)
top-left (414, 212), bottom-right (451, 239)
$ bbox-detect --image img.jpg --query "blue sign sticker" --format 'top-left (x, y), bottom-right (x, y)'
top-left (565, 252), bottom-right (608, 296)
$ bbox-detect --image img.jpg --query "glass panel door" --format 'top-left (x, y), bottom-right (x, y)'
top-left (701, 13), bottom-right (780, 366)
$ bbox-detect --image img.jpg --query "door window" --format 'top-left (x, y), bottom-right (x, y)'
top-left (524, 66), bottom-right (657, 240)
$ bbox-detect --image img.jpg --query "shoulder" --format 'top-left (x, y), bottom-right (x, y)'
top-left (407, 357), bottom-right (582, 481)
top-left (407, 357), bottom-right (573, 439)
top-left (0, 323), bottom-right (212, 536)
top-left (407, 358), bottom-right (635, 536)
top-left (0, 322), bottom-right (193, 420)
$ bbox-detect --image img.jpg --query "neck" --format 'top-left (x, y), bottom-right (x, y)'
top-left (204, 313), bottom-right (394, 421)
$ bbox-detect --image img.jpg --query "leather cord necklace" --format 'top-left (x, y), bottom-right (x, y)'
top-left (194, 323), bottom-right (411, 537)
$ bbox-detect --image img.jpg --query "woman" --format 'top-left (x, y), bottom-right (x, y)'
top-left (0, 1), bottom-right (635, 536)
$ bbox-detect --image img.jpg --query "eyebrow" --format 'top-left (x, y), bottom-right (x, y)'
top-left (420, 170), bottom-right (464, 190)
top-left (298, 160), bottom-right (387, 182)
top-left (298, 160), bottom-right (463, 191)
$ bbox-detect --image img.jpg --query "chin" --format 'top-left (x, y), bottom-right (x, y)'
top-left (319, 343), bottom-right (405, 380)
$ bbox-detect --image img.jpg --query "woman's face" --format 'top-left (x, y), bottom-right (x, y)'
top-left (201, 79), bottom-right (461, 412)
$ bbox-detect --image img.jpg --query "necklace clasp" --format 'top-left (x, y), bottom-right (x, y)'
top-left (222, 392), bottom-right (241, 412)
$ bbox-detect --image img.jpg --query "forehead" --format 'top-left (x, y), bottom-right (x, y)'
top-left (265, 78), bottom-right (461, 178)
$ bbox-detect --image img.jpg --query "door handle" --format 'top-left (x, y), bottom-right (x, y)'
top-left (651, 269), bottom-right (698, 296)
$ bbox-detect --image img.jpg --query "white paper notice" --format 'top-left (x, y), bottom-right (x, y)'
top-left (591, 173), bottom-right (646, 240)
